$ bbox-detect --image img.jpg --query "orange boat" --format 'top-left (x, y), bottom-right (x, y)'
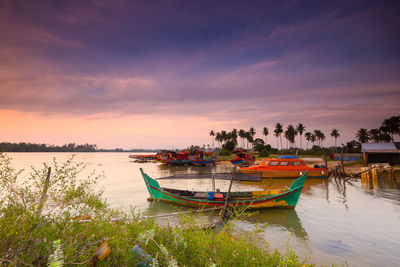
top-left (239, 156), bottom-right (329, 179)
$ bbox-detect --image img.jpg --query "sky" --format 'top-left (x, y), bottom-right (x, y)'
top-left (1, 0), bottom-right (400, 149)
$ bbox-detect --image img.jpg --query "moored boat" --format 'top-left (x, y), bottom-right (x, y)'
top-left (140, 168), bottom-right (307, 209)
top-left (189, 151), bottom-right (217, 166)
top-left (239, 156), bottom-right (329, 178)
top-left (159, 151), bottom-right (191, 165)
top-left (230, 149), bottom-right (256, 166)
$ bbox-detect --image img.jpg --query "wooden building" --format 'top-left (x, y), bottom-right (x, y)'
top-left (361, 142), bottom-right (400, 165)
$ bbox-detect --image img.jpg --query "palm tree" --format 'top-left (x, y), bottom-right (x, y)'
top-left (313, 130), bottom-right (322, 147)
top-left (262, 127), bottom-right (269, 145)
top-left (330, 129), bottom-right (340, 147)
top-left (274, 123), bottom-right (283, 149)
top-left (238, 129), bottom-right (245, 148)
top-left (230, 129), bottom-right (238, 148)
top-left (249, 127), bottom-right (256, 140)
top-left (381, 116), bottom-right (400, 141)
top-left (215, 132), bottom-right (222, 148)
top-left (305, 132), bottom-right (312, 149)
top-left (209, 130), bottom-right (215, 147)
top-left (285, 125), bottom-right (296, 148)
top-left (296, 123), bottom-right (305, 149)
top-left (369, 128), bottom-right (380, 143)
top-left (320, 132), bottom-right (326, 147)
top-left (356, 128), bottom-right (370, 143)
top-left (310, 134), bottom-right (316, 147)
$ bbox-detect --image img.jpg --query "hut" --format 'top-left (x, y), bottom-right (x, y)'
top-left (361, 142), bottom-right (400, 165)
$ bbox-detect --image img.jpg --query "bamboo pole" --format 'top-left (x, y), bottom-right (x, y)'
top-left (37, 167), bottom-right (51, 217)
top-left (220, 166), bottom-right (236, 218)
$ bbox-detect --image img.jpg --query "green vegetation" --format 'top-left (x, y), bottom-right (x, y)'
top-left (218, 149), bottom-right (231, 156)
top-left (0, 153), bottom-right (309, 266)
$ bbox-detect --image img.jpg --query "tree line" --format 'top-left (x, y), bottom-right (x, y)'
top-left (209, 123), bottom-right (340, 151)
top-left (355, 115), bottom-right (400, 143)
top-left (209, 115), bottom-right (399, 153)
top-left (0, 142), bottom-right (97, 152)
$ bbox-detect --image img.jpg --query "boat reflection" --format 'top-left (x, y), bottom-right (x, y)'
top-left (245, 209), bottom-right (308, 240)
top-left (241, 178), bottom-right (327, 195)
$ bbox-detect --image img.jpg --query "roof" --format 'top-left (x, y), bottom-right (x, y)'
top-left (361, 142), bottom-right (400, 153)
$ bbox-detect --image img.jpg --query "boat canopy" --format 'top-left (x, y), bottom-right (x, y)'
top-left (278, 156), bottom-right (299, 159)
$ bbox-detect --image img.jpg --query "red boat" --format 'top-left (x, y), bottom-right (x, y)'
top-left (230, 149), bottom-right (256, 166)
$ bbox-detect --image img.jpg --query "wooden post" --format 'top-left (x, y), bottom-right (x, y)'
top-left (37, 167), bottom-right (51, 217)
top-left (340, 149), bottom-right (345, 177)
top-left (220, 166), bottom-right (236, 218)
top-left (212, 175), bottom-right (215, 193)
top-left (323, 150), bottom-right (328, 170)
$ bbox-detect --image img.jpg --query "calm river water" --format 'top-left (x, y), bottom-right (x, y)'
top-left (6, 152), bottom-right (400, 266)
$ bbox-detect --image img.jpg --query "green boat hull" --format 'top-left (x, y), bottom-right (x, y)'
top-left (140, 168), bottom-right (307, 209)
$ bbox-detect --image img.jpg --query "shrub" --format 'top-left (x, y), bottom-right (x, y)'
top-left (218, 149), bottom-right (231, 156)
top-left (258, 149), bottom-right (270, 157)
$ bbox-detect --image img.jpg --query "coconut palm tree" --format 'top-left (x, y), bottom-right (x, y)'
top-left (285, 125), bottom-right (296, 148)
top-left (310, 134), bottom-right (316, 147)
top-left (262, 127), bottom-right (269, 145)
top-left (238, 129), bottom-right (245, 148)
top-left (369, 128), bottom-right (380, 143)
top-left (215, 132), bottom-right (222, 148)
top-left (209, 130), bottom-right (215, 147)
top-left (274, 123), bottom-right (283, 149)
top-left (381, 116), bottom-right (400, 141)
top-left (320, 132), bottom-right (326, 147)
top-left (296, 123), bottom-right (305, 149)
top-left (313, 130), bottom-right (322, 147)
top-left (230, 129), bottom-right (238, 148)
top-left (356, 128), bottom-right (370, 143)
top-left (330, 129), bottom-right (340, 147)
top-left (249, 127), bottom-right (256, 140)
top-left (305, 132), bottom-right (312, 149)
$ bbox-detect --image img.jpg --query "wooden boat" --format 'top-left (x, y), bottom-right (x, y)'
top-left (129, 154), bottom-right (158, 160)
top-left (140, 168), bottom-right (307, 209)
top-left (159, 151), bottom-right (191, 165)
top-left (189, 151), bottom-right (217, 166)
top-left (239, 156), bottom-right (329, 178)
top-left (230, 149), bottom-right (256, 166)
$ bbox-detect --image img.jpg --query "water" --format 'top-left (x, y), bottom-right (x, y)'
top-left (4, 152), bottom-right (400, 266)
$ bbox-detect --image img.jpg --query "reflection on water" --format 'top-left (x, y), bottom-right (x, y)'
top-left (6, 152), bottom-right (400, 267)
top-left (244, 209), bottom-right (308, 240)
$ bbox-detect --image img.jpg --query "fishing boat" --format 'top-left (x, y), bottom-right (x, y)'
top-left (239, 156), bottom-right (329, 178)
top-left (230, 149), bottom-right (256, 166)
top-left (189, 151), bottom-right (217, 166)
top-left (158, 151), bottom-right (191, 165)
top-left (140, 168), bottom-right (307, 209)
top-left (129, 154), bottom-right (158, 161)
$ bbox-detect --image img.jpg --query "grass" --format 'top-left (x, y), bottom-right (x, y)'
top-left (0, 153), bottom-right (312, 266)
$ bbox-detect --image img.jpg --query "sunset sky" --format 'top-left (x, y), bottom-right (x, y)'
top-left (1, 0), bottom-right (399, 149)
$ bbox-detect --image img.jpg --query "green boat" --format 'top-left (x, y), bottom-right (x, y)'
top-left (140, 168), bottom-right (307, 209)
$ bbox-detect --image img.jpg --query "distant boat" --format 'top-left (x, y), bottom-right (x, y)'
top-left (140, 168), bottom-right (307, 209)
top-left (189, 151), bottom-right (217, 166)
top-left (230, 149), bottom-right (256, 166)
top-left (129, 154), bottom-right (158, 161)
top-left (159, 151), bottom-right (191, 165)
top-left (239, 156), bottom-right (329, 178)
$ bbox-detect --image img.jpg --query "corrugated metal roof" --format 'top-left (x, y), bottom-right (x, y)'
top-left (361, 142), bottom-right (399, 152)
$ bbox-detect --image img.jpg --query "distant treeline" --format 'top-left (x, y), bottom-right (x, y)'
top-left (0, 142), bottom-right (97, 152)
top-left (0, 142), bottom-right (159, 152)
